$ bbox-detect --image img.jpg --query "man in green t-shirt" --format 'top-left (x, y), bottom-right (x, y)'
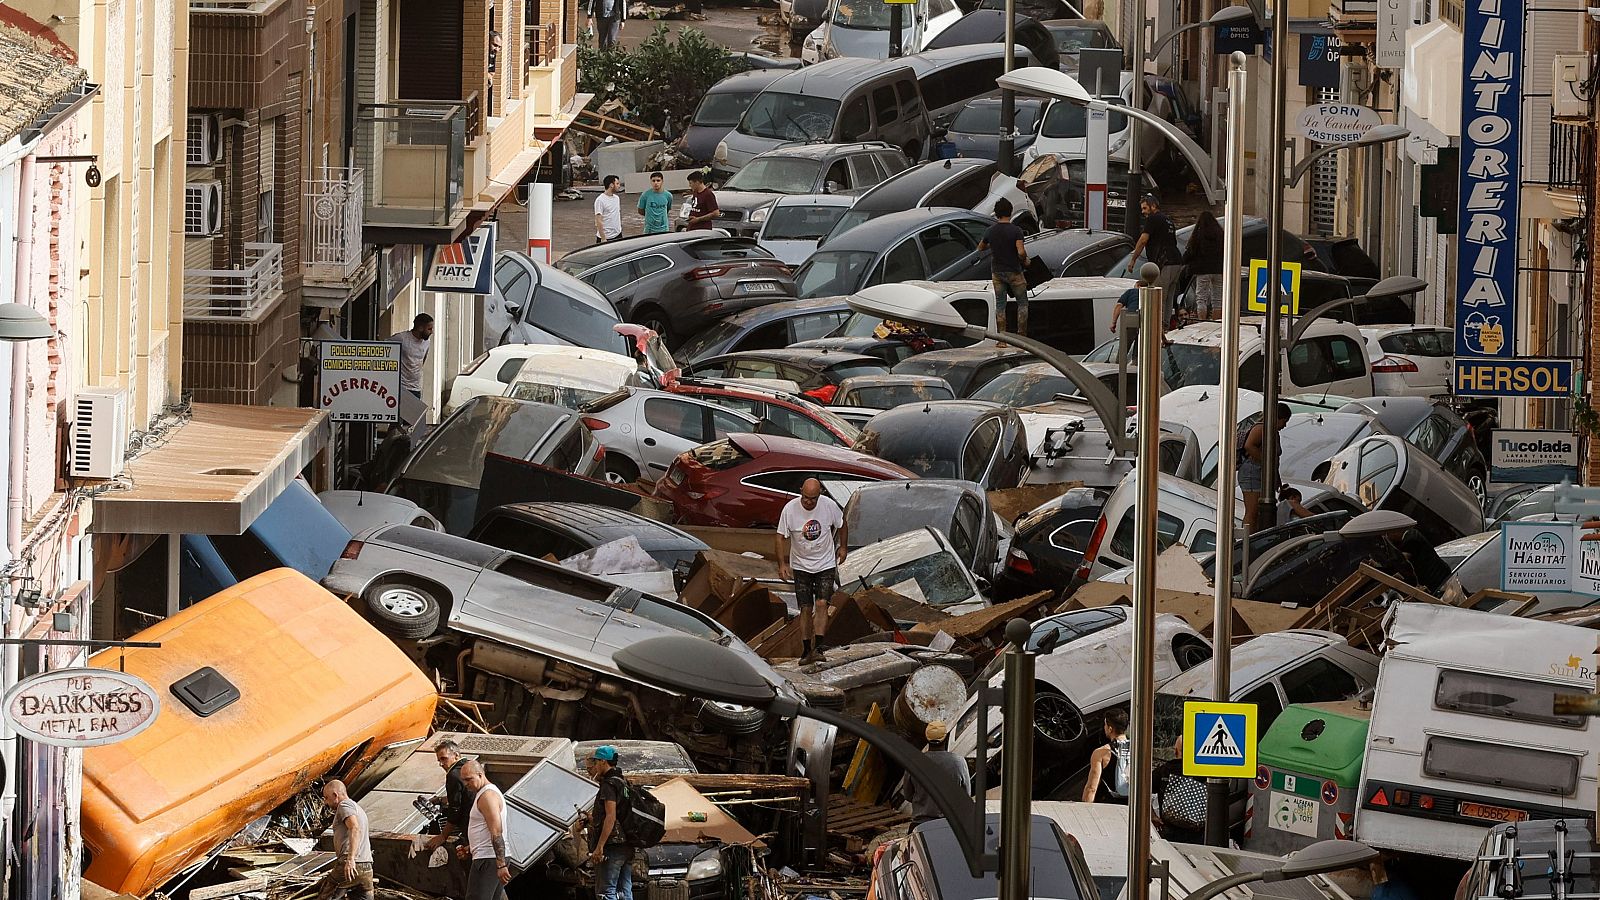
top-left (637, 170), bottom-right (672, 235)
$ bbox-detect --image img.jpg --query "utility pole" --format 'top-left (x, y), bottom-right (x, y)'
top-left (1259, 0), bottom-right (1291, 527)
top-left (998, 620), bottom-right (1034, 900)
top-left (1129, 262), bottom-right (1164, 900)
top-left (998, 0), bottom-right (1018, 175)
top-left (889, 1), bottom-right (903, 57)
top-left (1123, 4), bottom-right (1145, 236)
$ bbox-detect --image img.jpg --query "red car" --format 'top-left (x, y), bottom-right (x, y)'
top-left (662, 374), bottom-right (860, 447)
top-left (654, 433), bottom-right (915, 527)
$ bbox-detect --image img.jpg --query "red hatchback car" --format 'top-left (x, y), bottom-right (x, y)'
top-left (654, 433), bottom-right (915, 527)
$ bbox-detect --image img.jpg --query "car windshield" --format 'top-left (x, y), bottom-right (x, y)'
top-left (846, 546), bottom-right (975, 605)
top-left (795, 251), bottom-right (875, 297)
top-left (694, 90), bottom-right (757, 128)
top-left (1040, 101), bottom-right (1128, 138)
top-left (842, 383), bottom-right (954, 409)
top-left (763, 203), bottom-right (851, 240)
top-left (534, 269), bottom-right (627, 350)
top-left (402, 399), bottom-right (571, 488)
top-left (970, 369), bottom-right (1076, 406)
top-left (833, 0), bottom-right (900, 29)
top-left (828, 208), bottom-right (877, 241)
top-left (724, 157), bottom-right (823, 194)
top-left (835, 312), bottom-right (885, 338)
top-left (1053, 26), bottom-right (1106, 51)
top-left (1161, 342), bottom-right (1223, 390)
top-left (507, 382), bottom-right (612, 409)
top-left (675, 317), bottom-right (746, 363)
top-left (740, 92), bottom-right (840, 141)
top-left (952, 102), bottom-right (1040, 135)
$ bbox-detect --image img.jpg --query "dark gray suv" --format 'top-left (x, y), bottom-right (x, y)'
top-left (707, 141), bottom-right (911, 237)
top-left (556, 233), bottom-right (796, 347)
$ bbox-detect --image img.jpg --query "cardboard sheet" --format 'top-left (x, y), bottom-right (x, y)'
top-left (652, 776), bottom-right (763, 847)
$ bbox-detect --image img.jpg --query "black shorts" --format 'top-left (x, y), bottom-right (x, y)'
top-left (793, 568), bottom-right (837, 608)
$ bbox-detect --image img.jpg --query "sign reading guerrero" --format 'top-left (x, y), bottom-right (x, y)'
top-left (1454, 0), bottom-right (1522, 363)
top-left (319, 340), bottom-right (402, 424)
top-left (4, 668), bottom-right (159, 747)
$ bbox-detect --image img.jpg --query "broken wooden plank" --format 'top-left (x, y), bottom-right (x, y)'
top-left (189, 878), bottom-right (270, 900)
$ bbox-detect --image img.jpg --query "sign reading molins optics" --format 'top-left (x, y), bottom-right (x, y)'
top-left (1454, 0), bottom-right (1522, 361)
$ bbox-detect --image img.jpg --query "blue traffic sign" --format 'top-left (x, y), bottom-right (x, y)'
top-left (1183, 701), bottom-right (1258, 777)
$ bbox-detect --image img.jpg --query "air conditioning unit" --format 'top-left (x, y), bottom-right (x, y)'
top-left (184, 181), bottom-right (222, 236)
top-left (186, 113), bottom-right (220, 166)
top-left (70, 387), bottom-right (126, 479)
top-left (1553, 54), bottom-right (1590, 118)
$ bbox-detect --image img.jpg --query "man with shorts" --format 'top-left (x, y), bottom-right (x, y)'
top-left (1239, 402), bottom-right (1291, 534)
top-left (978, 198), bottom-right (1029, 336)
top-left (777, 478), bottom-right (847, 663)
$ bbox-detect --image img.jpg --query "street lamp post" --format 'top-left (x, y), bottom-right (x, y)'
top-left (1146, 5), bottom-right (1256, 60)
top-left (999, 0), bottom-right (1018, 176)
top-left (1129, 264), bottom-right (1165, 900)
top-left (1286, 275), bottom-right (1429, 347)
top-left (1187, 841), bottom-right (1380, 900)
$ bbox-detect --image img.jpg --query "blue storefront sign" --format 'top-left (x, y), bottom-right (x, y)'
top-left (1216, 23), bottom-right (1261, 53)
top-left (1454, 0), bottom-right (1523, 360)
top-left (1299, 34), bottom-right (1342, 88)
top-left (1453, 358), bottom-right (1574, 398)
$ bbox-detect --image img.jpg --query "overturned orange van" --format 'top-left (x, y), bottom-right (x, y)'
top-left (81, 568), bottom-right (438, 897)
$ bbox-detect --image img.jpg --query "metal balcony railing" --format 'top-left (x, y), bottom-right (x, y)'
top-left (526, 23), bottom-right (560, 68)
top-left (356, 100), bottom-right (467, 228)
top-left (305, 167), bottom-right (366, 281)
top-left (183, 243), bottom-right (285, 320)
top-left (1549, 120), bottom-right (1591, 191)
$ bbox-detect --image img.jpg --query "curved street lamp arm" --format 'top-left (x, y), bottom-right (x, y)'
top-left (1184, 871), bottom-right (1268, 900)
top-left (965, 325), bottom-right (1138, 456)
top-left (1287, 143), bottom-right (1341, 188)
top-left (1147, 21), bottom-right (1205, 59)
top-left (1288, 295), bottom-right (1361, 348)
top-left (770, 697), bottom-right (998, 878)
top-left (1111, 103), bottom-right (1225, 204)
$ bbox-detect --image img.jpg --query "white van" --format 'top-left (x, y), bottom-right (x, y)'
top-left (1153, 318), bottom-right (1375, 398)
top-left (803, 0), bottom-right (963, 62)
top-left (1026, 73), bottom-right (1135, 165)
top-left (1355, 603), bottom-right (1599, 860)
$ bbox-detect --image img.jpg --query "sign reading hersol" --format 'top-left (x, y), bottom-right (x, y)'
top-left (4, 668), bottom-right (160, 747)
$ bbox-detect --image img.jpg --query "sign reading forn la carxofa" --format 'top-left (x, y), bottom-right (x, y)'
top-left (3, 668), bottom-right (159, 747)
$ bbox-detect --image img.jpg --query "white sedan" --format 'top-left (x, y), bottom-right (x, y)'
top-left (1361, 324), bottom-right (1453, 397)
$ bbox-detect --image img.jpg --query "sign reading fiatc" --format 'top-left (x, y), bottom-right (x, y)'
top-left (4, 668), bottom-right (160, 748)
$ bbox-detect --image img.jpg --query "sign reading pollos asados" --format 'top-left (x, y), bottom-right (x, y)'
top-left (4, 668), bottom-right (160, 747)
top-left (1295, 104), bottom-right (1381, 145)
top-left (1455, 0), bottom-right (1522, 361)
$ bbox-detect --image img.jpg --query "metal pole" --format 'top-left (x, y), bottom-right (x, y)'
top-left (1205, 50), bottom-right (1248, 847)
top-left (1123, 8), bottom-right (1145, 236)
top-left (1128, 261), bottom-right (1163, 900)
top-left (999, 619), bottom-right (1034, 900)
top-left (1259, 0), bottom-right (1290, 529)
top-left (890, 1), bottom-right (903, 57)
top-left (999, 0), bottom-right (1017, 176)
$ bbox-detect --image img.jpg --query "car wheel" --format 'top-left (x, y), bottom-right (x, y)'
top-left (605, 455), bottom-right (640, 485)
top-left (1032, 686), bottom-right (1086, 748)
top-left (1172, 636), bottom-right (1212, 671)
top-left (364, 582), bottom-right (442, 639)
top-left (1468, 469), bottom-right (1488, 509)
top-left (698, 699), bottom-right (767, 735)
top-left (631, 306), bottom-right (675, 347)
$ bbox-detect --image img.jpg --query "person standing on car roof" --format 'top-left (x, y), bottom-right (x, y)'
top-left (777, 478), bottom-right (847, 663)
top-left (461, 759), bottom-right (513, 899)
top-left (424, 740), bottom-right (472, 856)
top-left (978, 197), bottom-right (1030, 338)
top-left (1125, 193), bottom-right (1183, 325)
top-left (584, 745), bottom-right (635, 900)
top-left (1239, 402), bottom-right (1291, 534)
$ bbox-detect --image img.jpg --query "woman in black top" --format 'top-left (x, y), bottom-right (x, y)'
top-left (1182, 211), bottom-right (1225, 320)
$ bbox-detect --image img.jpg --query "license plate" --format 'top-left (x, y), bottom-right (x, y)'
top-left (1458, 802), bottom-right (1529, 824)
top-left (667, 466), bottom-right (687, 486)
top-left (1109, 198), bottom-right (1126, 208)
top-left (738, 280), bottom-right (781, 294)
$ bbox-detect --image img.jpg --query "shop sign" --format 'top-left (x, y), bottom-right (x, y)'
top-left (1490, 429), bottom-right (1580, 483)
top-left (4, 668), bottom-right (160, 747)
top-left (1295, 104), bottom-right (1382, 145)
top-left (1454, 0), bottom-right (1522, 360)
top-left (319, 340), bottom-right (402, 424)
top-left (1453, 358), bottom-right (1574, 398)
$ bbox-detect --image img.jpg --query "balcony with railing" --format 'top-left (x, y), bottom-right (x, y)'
top-left (183, 243), bottom-right (285, 322)
top-left (305, 167), bottom-right (367, 283)
top-left (526, 22), bottom-right (580, 128)
top-left (355, 99), bottom-right (469, 237)
top-left (1546, 120), bottom-right (1591, 217)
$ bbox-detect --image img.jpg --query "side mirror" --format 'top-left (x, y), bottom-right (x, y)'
top-left (824, 180), bottom-right (843, 194)
top-left (932, 126), bottom-right (949, 141)
top-left (974, 575), bottom-right (992, 594)
top-left (503, 301), bottom-right (523, 319)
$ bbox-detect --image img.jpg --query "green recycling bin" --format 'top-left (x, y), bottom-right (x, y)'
top-left (1244, 700), bottom-right (1370, 855)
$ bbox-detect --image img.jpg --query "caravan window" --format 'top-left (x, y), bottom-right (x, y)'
top-left (1424, 737), bottom-right (1581, 795)
top-left (1435, 669), bottom-right (1588, 729)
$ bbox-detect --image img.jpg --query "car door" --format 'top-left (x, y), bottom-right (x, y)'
top-left (639, 395), bottom-right (756, 476)
top-left (488, 258), bottom-right (536, 349)
top-left (918, 221), bottom-right (979, 279)
top-left (477, 553), bottom-right (615, 650)
top-left (960, 417), bottom-right (1002, 487)
top-left (867, 239), bottom-right (930, 288)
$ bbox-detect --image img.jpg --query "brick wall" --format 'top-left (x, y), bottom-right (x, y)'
top-left (463, 0), bottom-right (489, 133)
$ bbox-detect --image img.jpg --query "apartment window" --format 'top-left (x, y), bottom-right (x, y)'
top-left (259, 119), bottom-right (278, 241)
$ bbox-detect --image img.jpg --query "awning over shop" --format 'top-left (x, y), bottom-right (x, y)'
top-left (1403, 21), bottom-right (1461, 137)
top-left (91, 404), bottom-right (329, 536)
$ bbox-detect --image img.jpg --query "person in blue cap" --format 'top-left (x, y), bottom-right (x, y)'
top-left (584, 745), bottom-right (634, 900)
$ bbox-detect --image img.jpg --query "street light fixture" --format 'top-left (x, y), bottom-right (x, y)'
top-left (0, 304), bottom-right (51, 342)
top-left (614, 635), bottom-right (1001, 877)
top-left (1145, 5), bottom-right (1256, 60)
top-left (1285, 125), bottom-right (1411, 187)
top-left (995, 66), bottom-right (1226, 203)
top-left (1184, 841), bottom-right (1380, 900)
top-left (1287, 275), bottom-right (1429, 347)
top-left (847, 281), bottom-right (1141, 454)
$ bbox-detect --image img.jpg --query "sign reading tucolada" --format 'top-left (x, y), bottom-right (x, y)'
top-left (1295, 104), bottom-right (1382, 145)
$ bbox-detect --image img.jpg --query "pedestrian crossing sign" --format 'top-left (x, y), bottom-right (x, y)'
top-left (1181, 701), bottom-right (1257, 777)
top-left (1246, 259), bottom-right (1302, 315)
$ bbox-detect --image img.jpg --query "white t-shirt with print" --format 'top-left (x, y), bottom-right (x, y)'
top-left (777, 496), bottom-right (844, 574)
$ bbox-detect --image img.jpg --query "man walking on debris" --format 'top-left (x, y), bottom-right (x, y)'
top-left (777, 477), bottom-right (847, 663)
top-left (316, 780), bottom-right (374, 900)
top-left (584, 745), bottom-right (635, 900)
top-left (462, 759), bottom-right (514, 899)
top-left (424, 739), bottom-right (471, 856)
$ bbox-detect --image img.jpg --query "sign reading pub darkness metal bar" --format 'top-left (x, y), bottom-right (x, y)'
top-left (1453, 0), bottom-right (1521, 364)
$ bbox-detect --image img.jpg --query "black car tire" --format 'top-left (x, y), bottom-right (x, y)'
top-left (1032, 685), bottom-right (1087, 749)
top-left (364, 582), bottom-right (443, 639)
top-left (1172, 635), bottom-right (1212, 671)
top-left (698, 699), bottom-right (767, 735)
top-left (631, 306), bottom-right (675, 347)
top-left (605, 455), bottom-right (640, 485)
